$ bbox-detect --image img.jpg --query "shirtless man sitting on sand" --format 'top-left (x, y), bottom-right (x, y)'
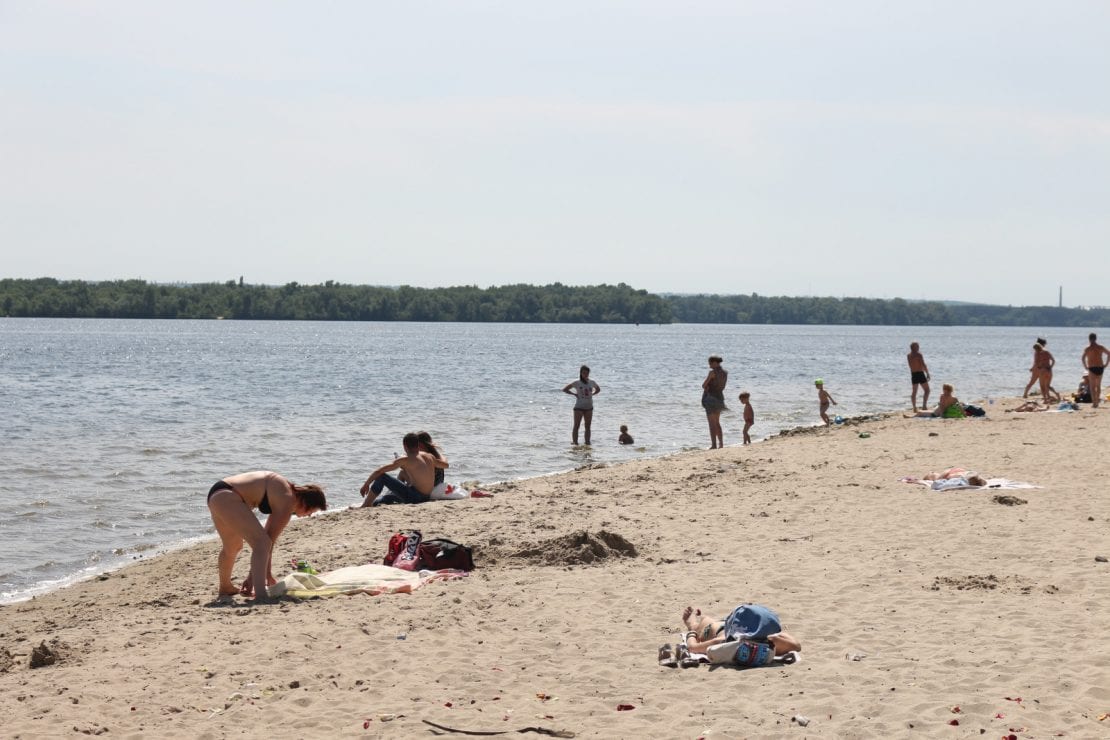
top-left (359, 432), bottom-right (439, 506)
top-left (1082, 333), bottom-right (1110, 408)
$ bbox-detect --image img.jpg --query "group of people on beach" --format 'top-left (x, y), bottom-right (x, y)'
top-left (208, 333), bottom-right (1110, 600)
top-left (1019, 333), bottom-right (1110, 408)
top-left (206, 430), bottom-right (456, 599)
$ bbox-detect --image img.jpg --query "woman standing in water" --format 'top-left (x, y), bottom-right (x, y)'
top-left (701, 355), bottom-right (728, 448)
top-left (563, 365), bottom-right (600, 445)
top-left (206, 471), bottom-right (327, 599)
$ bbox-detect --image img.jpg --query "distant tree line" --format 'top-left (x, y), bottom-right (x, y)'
top-left (2, 278), bottom-right (1108, 326)
top-left (668, 293), bottom-right (1110, 326)
top-left (0, 278), bottom-right (672, 323)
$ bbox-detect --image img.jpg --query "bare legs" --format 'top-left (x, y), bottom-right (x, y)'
top-left (1023, 369), bottom-right (1038, 398)
top-left (705, 410), bottom-right (723, 448)
top-left (572, 408), bottom-right (593, 445)
top-left (912, 381), bottom-right (930, 411)
top-left (1039, 372), bottom-right (1059, 403)
top-left (207, 490), bottom-right (273, 599)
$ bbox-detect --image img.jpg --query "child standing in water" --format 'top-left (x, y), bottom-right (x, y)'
top-left (738, 392), bottom-right (754, 444)
top-left (815, 379), bottom-right (837, 426)
top-left (618, 425), bottom-right (634, 445)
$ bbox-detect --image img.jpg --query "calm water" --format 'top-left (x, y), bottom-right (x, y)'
top-left (1, 319), bottom-right (1101, 601)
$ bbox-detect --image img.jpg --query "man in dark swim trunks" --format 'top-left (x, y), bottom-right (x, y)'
top-left (1082, 333), bottom-right (1110, 408)
top-left (907, 342), bottom-right (930, 411)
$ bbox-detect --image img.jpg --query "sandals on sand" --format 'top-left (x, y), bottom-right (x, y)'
top-left (658, 644), bottom-right (678, 667)
top-left (675, 642), bottom-right (700, 668)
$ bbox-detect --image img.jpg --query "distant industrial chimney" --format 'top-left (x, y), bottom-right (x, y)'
top-left (1059, 286), bottom-right (1063, 308)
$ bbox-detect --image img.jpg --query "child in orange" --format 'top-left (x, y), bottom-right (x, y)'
top-left (738, 392), bottom-right (754, 444)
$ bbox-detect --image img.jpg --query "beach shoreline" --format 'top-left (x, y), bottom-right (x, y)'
top-left (3, 407), bottom-right (892, 606)
top-left (3, 397), bottom-right (1108, 738)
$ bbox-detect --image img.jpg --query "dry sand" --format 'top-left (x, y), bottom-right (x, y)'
top-left (2, 400), bottom-right (1109, 738)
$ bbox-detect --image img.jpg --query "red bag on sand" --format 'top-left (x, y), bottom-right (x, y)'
top-left (384, 531), bottom-right (423, 571)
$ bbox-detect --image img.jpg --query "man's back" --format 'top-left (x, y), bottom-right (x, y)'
top-left (399, 452), bottom-right (437, 495)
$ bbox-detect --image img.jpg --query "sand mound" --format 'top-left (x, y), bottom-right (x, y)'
top-left (30, 638), bottom-right (72, 668)
top-left (0, 647), bottom-right (13, 673)
top-left (494, 530), bottom-right (638, 567)
top-left (993, 494), bottom-right (1027, 506)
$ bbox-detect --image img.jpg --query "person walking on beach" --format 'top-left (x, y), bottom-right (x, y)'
top-left (1032, 342), bottom-right (1059, 404)
top-left (1082, 333), bottom-right (1110, 408)
top-left (1023, 337), bottom-right (1059, 401)
top-left (907, 342), bottom-right (931, 411)
top-left (815, 379), bottom-right (836, 425)
top-left (359, 432), bottom-right (440, 506)
top-left (738, 391), bottom-right (754, 444)
top-left (206, 471), bottom-right (327, 599)
top-left (701, 355), bottom-right (728, 448)
top-left (563, 365), bottom-right (600, 445)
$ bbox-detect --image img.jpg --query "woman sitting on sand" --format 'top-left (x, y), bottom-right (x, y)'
top-left (906, 384), bottom-right (963, 418)
top-left (660, 604), bottom-right (800, 667)
top-left (206, 471), bottom-right (327, 599)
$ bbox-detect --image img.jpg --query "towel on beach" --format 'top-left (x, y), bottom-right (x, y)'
top-left (270, 563), bottom-right (468, 598)
top-left (899, 476), bottom-right (1040, 491)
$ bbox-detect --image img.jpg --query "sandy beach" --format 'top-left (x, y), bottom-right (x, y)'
top-left (2, 399), bottom-right (1109, 738)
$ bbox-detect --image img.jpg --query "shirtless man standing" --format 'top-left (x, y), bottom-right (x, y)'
top-left (907, 342), bottom-right (930, 411)
top-left (1082, 333), bottom-right (1110, 408)
top-left (359, 432), bottom-right (439, 506)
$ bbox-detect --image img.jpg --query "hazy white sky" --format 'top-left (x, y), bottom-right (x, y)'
top-left (2, 1), bottom-right (1108, 306)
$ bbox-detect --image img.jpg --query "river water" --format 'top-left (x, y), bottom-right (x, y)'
top-left (1, 319), bottom-right (1100, 601)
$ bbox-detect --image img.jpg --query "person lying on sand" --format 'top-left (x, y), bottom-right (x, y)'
top-left (207, 471), bottom-right (327, 599)
top-left (660, 604), bottom-right (800, 667)
top-left (1011, 400), bottom-right (1049, 412)
top-left (923, 467), bottom-right (987, 487)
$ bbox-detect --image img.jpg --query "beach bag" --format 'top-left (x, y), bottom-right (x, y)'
top-left (963, 404), bottom-right (985, 417)
top-left (417, 538), bottom-right (475, 571)
top-left (383, 531), bottom-right (423, 571)
top-left (707, 638), bottom-right (777, 667)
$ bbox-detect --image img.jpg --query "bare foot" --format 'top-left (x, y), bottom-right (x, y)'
top-left (682, 606), bottom-right (702, 631)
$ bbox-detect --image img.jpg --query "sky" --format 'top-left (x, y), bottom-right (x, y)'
top-left (2, 1), bottom-right (1108, 306)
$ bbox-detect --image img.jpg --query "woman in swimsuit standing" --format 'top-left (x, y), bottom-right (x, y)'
top-left (1032, 342), bottom-right (1060, 404)
top-left (206, 471), bottom-right (327, 599)
top-left (701, 355), bottom-right (728, 449)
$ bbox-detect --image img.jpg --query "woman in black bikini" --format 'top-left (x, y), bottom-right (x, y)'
top-left (206, 471), bottom-right (326, 599)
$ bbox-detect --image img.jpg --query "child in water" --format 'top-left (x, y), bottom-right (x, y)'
top-left (738, 392), bottom-right (754, 444)
top-left (815, 379), bottom-right (837, 425)
top-left (618, 424), bottom-right (634, 445)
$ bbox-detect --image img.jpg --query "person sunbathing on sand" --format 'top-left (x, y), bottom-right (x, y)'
top-left (207, 471), bottom-right (327, 599)
top-left (923, 467), bottom-right (987, 487)
top-left (1012, 400), bottom-right (1049, 412)
top-left (659, 604), bottom-right (800, 667)
top-left (906, 384), bottom-right (962, 418)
